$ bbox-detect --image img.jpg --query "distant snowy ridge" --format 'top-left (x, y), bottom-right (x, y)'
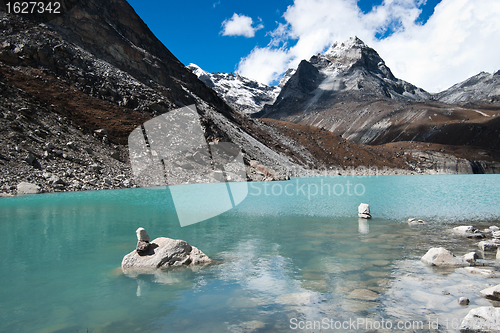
top-left (436, 71), bottom-right (500, 104)
top-left (187, 63), bottom-right (281, 114)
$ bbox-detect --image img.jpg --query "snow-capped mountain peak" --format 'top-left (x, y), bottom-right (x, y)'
top-left (310, 36), bottom-right (396, 82)
top-left (257, 36), bottom-right (431, 119)
top-left (187, 63), bottom-right (280, 114)
top-left (323, 36), bottom-right (367, 69)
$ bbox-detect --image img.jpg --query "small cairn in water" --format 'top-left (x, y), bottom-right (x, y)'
top-left (358, 203), bottom-right (371, 219)
top-left (136, 227), bottom-right (151, 255)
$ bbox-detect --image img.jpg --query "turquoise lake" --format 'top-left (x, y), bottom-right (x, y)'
top-left (1, 175), bottom-right (500, 332)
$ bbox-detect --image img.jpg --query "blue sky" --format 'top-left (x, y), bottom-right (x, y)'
top-left (127, 0), bottom-right (500, 93)
top-left (127, 0), bottom-right (294, 73)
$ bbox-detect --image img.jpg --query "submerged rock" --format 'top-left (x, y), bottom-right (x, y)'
top-left (358, 203), bottom-right (371, 219)
top-left (122, 237), bottom-right (212, 273)
top-left (460, 306), bottom-right (500, 332)
top-left (347, 289), bottom-right (379, 301)
top-left (421, 247), bottom-right (468, 267)
top-left (275, 292), bottom-right (320, 306)
top-left (464, 267), bottom-right (496, 278)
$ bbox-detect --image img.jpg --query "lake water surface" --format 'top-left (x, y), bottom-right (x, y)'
top-left (1, 175), bottom-right (500, 332)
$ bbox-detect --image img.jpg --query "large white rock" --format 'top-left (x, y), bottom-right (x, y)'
top-left (136, 227), bottom-right (150, 242)
top-left (16, 182), bottom-right (40, 195)
top-left (358, 203), bottom-right (371, 219)
top-left (421, 247), bottom-right (468, 267)
top-left (121, 237), bottom-right (211, 273)
top-left (479, 285), bottom-right (500, 301)
top-left (460, 306), bottom-right (500, 332)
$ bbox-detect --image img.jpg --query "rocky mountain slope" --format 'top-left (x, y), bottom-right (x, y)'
top-left (187, 63), bottom-right (280, 114)
top-left (437, 71), bottom-right (500, 105)
top-left (0, 2), bottom-right (499, 196)
top-left (255, 37), bottom-right (500, 151)
top-left (0, 0), bottom-right (305, 194)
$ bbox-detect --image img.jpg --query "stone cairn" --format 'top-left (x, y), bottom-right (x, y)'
top-left (358, 203), bottom-right (371, 219)
top-left (136, 227), bottom-right (150, 255)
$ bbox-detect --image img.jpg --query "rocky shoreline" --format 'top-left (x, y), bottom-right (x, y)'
top-left (1, 161), bottom-right (495, 197)
top-left (419, 224), bottom-right (500, 332)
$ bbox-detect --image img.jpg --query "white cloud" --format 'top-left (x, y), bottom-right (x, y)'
top-left (237, 0), bottom-right (500, 93)
top-left (221, 13), bottom-right (264, 38)
top-left (237, 47), bottom-right (291, 84)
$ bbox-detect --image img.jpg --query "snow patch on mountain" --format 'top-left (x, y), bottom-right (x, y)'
top-left (187, 63), bottom-right (280, 114)
top-left (278, 68), bottom-right (296, 88)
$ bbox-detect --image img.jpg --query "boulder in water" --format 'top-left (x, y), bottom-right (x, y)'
top-left (463, 252), bottom-right (478, 264)
top-left (421, 247), bottom-right (468, 267)
top-left (122, 236), bottom-right (211, 273)
top-left (460, 307), bottom-right (500, 332)
top-left (452, 226), bottom-right (484, 238)
top-left (478, 240), bottom-right (500, 252)
top-left (458, 297), bottom-right (470, 306)
top-left (479, 285), bottom-right (500, 301)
